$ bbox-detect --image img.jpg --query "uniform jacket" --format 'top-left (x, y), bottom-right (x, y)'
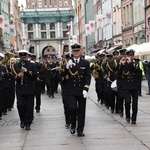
top-left (13, 60), bottom-right (37, 95)
top-left (0, 65), bottom-right (7, 90)
top-left (63, 58), bottom-right (91, 97)
top-left (118, 60), bottom-right (141, 90)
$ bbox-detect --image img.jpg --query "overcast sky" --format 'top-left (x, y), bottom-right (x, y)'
top-left (18, 0), bottom-right (26, 7)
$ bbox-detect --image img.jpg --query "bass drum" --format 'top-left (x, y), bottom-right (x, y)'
top-left (111, 80), bottom-right (117, 91)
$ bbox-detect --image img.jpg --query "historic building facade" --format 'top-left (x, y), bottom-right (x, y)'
top-left (0, 0), bottom-right (10, 52)
top-left (145, 0), bottom-right (150, 42)
top-left (21, 0), bottom-right (74, 58)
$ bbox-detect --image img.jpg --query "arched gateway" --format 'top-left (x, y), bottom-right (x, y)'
top-left (42, 45), bottom-right (56, 56)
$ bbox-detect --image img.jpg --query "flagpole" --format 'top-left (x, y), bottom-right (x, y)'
top-left (67, 23), bottom-right (71, 54)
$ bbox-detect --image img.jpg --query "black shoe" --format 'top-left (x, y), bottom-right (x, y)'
top-left (26, 126), bottom-right (30, 131)
top-left (97, 98), bottom-right (100, 102)
top-left (120, 112), bottom-right (124, 117)
top-left (8, 108), bottom-right (12, 111)
top-left (70, 128), bottom-right (75, 134)
top-left (132, 121), bottom-right (136, 124)
top-left (3, 112), bottom-right (7, 115)
top-left (20, 122), bottom-right (24, 128)
top-left (41, 91), bottom-right (45, 94)
top-left (146, 93), bottom-right (150, 95)
top-left (52, 95), bottom-right (54, 98)
top-left (0, 117), bottom-right (2, 120)
top-left (36, 109), bottom-right (40, 113)
top-left (78, 132), bottom-right (85, 137)
top-left (106, 106), bottom-right (109, 109)
top-left (111, 109), bottom-right (114, 113)
top-left (65, 124), bottom-right (70, 128)
top-left (126, 118), bottom-right (130, 123)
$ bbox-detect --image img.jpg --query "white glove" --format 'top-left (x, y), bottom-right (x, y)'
top-left (82, 90), bottom-right (88, 98)
top-left (66, 59), bottom-right (75, 69)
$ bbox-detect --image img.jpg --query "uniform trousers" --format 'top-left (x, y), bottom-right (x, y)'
top-left (0, 90), bottom-right (5, 117)
top-left (62, 95), bottom-right (71, 125)
top-left (123, 89), bottom-right (138, 121)
top-left (117, 87), bottom-right (124, 113)
top-left (69, 95), bottom-right (86, 133)
top-left (17, 94), bottom-right (34, 126)
top-left (95, 80), bottom-right (105, 104)
top-left (7, 86), bottom-right (15, 110)
top-left (35, 83), bottom-right (42, 111)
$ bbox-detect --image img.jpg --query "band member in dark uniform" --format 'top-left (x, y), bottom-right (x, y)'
top-left (106, 50), bottom-right (120, 114)
top-left (117, 49), bottom-right (127, 117)
top-left (60, 53), bottom-right (71, 128)
top-left (3, 53), bottom-right (15, 113)
top-left (62, 43), bottom-right (91, 137)
top-left (12, 50), bottom-right (37, 130)
top-left (39, 56), bottom-right (46, 94)
top-left (44, 55), bottom-right (57, 98)
top-left (53, 55), bottom-right (60, 93)
top-left (0, 53), bottom-right (7, 120)
top-left (30, 53), bottom-right (44, 113)
top-left (118, 49), bottom-right (140, 124)
top-left (91, 52), bottom-right (105, 105)
top-left (103, 53), bottom-right (113, 109)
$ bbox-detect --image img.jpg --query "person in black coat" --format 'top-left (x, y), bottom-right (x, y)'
top-left (0, 53), bottom-right (7, 120)
top-left (30, 53), bottom-right (45, 113)
top-left (12, 50), bottom-right (37, 130)
top-left (62, 43), bottom-right (91, 137)
top-left (60, 53), bottom-right (71, 128)
top-left (118, 49), bottom-right (140, 124)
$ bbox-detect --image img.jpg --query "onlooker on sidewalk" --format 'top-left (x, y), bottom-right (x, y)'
top-left (134, 55), bottom-right (145, 96)
top-left (143, 60), bottom-right (150, 95)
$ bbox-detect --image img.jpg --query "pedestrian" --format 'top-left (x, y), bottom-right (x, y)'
top-left (143, 60), bottom-right (150, 95)
top-left (134, 55), bottom-right (145, 96)
top-left (12, 50), bottom-right (37, 130)
top-left (62, 43), bottom-right (91, 137)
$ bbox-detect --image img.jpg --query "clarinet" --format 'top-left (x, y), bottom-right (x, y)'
top-left (20, 61), bottom-right (25, 85)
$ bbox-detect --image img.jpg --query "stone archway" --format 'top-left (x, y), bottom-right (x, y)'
top-left (42, 45), bottom-right (56, 56)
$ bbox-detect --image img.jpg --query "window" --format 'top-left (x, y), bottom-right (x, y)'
top-left (63, 22), bottom-right (69, 38)
top-left (28, 32), bottom-right (34, 39)
top-left (63, 31), bottom-right (68, 38)
top-left (50, 31), bottom-right (55, 38)
top-left (50, 23), bottom-right (55, 30)
top-left (49, 23), bottom-right (55, 38)
top-left (63, 22), bottom-right (68, 29)
top-left (41, 32), bottom-right (47, 38)
top-left (28, 24), bottom-right (33, 31)
top-left (44, 0), bottom-right (47, 5)
top-left (41, 23), bottom-right (46, 30)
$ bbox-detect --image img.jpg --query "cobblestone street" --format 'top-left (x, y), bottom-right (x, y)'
top-left (0, 78), bottom-right (150, 150)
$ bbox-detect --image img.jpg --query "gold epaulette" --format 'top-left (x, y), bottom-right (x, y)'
top-left (84, 85), bottom-right (90, 89)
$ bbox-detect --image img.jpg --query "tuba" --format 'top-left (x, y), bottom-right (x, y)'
top-left (0, 52), bottom-right (14, 65)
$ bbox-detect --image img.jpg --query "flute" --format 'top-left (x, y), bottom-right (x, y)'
top-left (20, 62), bottom-right (25, 85)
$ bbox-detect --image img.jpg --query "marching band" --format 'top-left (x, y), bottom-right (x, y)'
top-left (0, 43), bottom-right (146, 135)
